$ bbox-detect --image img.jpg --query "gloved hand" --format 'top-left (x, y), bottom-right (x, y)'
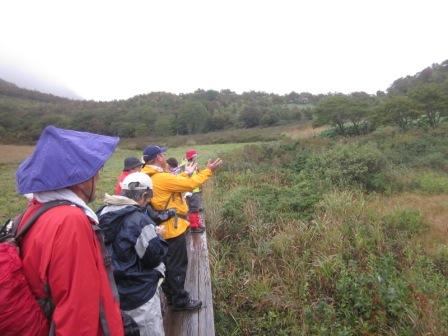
top-left (155, 225), bottom-right (166, 236)
top-left (166, 208), bottom-right (176, 218)
top-left (185, 162), bottom-right (198, 176)
top-left (207, 158), bottom-right (223, 172)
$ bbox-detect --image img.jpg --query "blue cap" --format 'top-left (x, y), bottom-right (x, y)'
top-left (16, 125), bottom-right (119, 194)
top-left (143, 145), bottom-right (166, 161)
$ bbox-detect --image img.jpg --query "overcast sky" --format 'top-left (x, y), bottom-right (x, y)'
top-left (0, 0), bottom-right (447, 101)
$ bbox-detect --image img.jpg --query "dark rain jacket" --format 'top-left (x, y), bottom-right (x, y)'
top-left (98, 203), bottom-right (169, 311)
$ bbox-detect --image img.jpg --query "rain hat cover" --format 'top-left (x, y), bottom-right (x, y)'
top-left (16, 125), bottom-right (119, 194)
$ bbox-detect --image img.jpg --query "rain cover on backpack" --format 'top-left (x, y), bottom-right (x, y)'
top-left (0, 242), bottom-right (49, 336)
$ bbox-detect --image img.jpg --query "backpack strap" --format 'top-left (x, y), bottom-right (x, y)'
top-left (163, 193), bottom-right (185, 229)
top-left (92, 224), bottom-right (140, 336)
top-left (0, 214), bottom-right (24, 243)
top-left (15, 200), bottom-right (73, 242)
top-left (11, 200), bottom-right (74, 333)
top-left (163, 193), bottom-right (175, 210)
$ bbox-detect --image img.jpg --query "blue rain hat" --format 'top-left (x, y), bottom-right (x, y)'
top-left (16, 125), bottom-right (119, 194)
top-left (143, 145), bottom-right (166, 161)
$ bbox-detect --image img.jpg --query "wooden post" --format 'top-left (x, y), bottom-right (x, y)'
top-left (163, 231), bottom-right (215, 336)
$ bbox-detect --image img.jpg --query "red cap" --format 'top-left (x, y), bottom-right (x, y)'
top-left (185, 149), bottom-right (198, 161)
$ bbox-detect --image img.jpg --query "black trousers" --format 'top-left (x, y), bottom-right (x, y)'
top-left (186, 192), bottom-right (203, 212)
top-left (162, 232), bottom-right (190, 306)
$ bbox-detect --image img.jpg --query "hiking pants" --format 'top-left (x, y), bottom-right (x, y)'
top-left (123, 289), bottom-right (164, 336)
top-left (162, 232), bottom-right (190, 306)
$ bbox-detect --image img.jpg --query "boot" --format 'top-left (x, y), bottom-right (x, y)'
top-left (172, 298), bottom-right (202, 311)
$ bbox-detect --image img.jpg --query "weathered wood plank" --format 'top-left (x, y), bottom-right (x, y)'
top-left (198, 232), bottom-right (215, 336)
top-left (163, 230), bottom-right (215, 336)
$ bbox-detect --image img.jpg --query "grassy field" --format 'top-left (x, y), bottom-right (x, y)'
top-left (281, 125), bottom-right (328, 140)
top-left (0, 142), bottom-right (256, 220)
top-left (204, 126), bottom-right (448, 335)
top-left (0, 121), bottom-right (316, 219)
top-left (2, 124), bottom-right (447, 335)
top-left (119, 122), bottom-right (310, 149)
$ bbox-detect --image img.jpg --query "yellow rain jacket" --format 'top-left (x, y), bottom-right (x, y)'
top-left (141, 165), bottom-right (213, 239)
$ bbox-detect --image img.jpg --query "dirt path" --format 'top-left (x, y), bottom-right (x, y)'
top-left (0, 145), bottom-right (34, 164)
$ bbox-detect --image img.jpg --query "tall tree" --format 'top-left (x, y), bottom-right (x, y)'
top-left (377, 95), bottom-right (418, 131)
top-left (314, 95), bottom-right (351, 134)
top-left (177, 100), bottom-right (209, 134)
top-left (409, 83), bottom-right (448, 128)
top-left (239, 105), bottom-right (262, 128)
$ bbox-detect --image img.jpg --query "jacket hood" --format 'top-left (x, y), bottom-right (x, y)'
top-left (103, 193), bottom-right (139, 206)
top-left (98, 204), bottom-right (141, 244)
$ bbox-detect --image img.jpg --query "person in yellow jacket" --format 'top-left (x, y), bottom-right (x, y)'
top-left (141, 145), bottom-right (222, 311)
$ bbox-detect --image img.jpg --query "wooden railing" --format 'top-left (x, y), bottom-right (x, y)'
top-left (163, 231), bottom-right (215, 336)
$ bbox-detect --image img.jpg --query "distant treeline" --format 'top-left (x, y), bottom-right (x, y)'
top-left (314, 60), bottom-right (448, 136)
top-left (1, 60), bottom-right (447, 142)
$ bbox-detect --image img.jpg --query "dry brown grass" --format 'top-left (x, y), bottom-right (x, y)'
top-left (0, 145), bottom-right (34, 164)
top-left (282, 124), bottom-right (328, 139)
top-left (368, 193), bottom-right (448, 253)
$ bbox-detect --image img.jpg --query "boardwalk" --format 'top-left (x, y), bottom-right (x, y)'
top-left (163, 231), bottom-right (215, 336)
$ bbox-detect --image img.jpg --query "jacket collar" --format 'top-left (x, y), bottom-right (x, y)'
top-left (141, 164), bottom-right (163, 176)
top-left (33, 188), bottom-right (99, 223)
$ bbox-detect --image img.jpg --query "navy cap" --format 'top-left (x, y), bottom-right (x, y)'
top-left (123, 157), bottom-right (143, 171)
top-left (143, 145), bottom-right (166, 161)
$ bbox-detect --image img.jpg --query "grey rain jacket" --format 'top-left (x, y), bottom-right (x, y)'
top-left (98, 197), bottom-right (169, 311)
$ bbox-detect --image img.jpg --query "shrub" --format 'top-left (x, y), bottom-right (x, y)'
top-left (383, 209), bottom-right (425, 242)
top-left (275, 180), bottom-right (322, 220)
top-left (319, 122), bottom-right (373, 138)
top-left (433, 245), bottom-right (448, 277)
top-left (414, 171), bottom-right (448, 194)
top-left (301, 143), bottom-right (386, 191)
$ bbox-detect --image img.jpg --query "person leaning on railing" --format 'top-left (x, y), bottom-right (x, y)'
top-left (98, 172), bottom-right (170, 336)
top-left (141, 145), bottom-right (222, 311)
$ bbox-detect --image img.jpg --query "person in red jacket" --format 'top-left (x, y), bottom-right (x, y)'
top-left (15, 126), bottom-right (124, 336)
top-left (114, 157), bottom-right (144, 195)
top-left (184, 149), bottom-right (205, 233)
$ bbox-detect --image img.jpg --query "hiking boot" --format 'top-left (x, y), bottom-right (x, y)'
top-left (190, 226), bottom-right (205, 234)
top-left (172, 299), bottom-right (202, 311)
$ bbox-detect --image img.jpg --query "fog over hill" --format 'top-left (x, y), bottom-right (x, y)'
top-left (0, 64), bottom-right (82, 100)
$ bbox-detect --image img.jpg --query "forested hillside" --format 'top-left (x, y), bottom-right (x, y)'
top-left (1, 60), bottom-right (447, 143)
top-left (0, 83), bottom-right (315, 142)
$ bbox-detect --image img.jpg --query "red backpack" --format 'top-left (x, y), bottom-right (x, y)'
top-left (0, 200), bottom-right (71, 336)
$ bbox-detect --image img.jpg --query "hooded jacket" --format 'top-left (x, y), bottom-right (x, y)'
top-left (98, 197), bottom-right (168, 311)
top-left (140, 165), bottom-right (212, 239)
top-left (15, 126), bottom-right (122, 335)
top-left (19, 200), bottom-right (123, 336)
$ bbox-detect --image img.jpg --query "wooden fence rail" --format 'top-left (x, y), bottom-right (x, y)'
top-left (163, 231), bottom-right (215, 336)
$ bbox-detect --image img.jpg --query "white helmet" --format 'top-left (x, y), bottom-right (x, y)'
top-left (121, 172), bottom-right (153, 190)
